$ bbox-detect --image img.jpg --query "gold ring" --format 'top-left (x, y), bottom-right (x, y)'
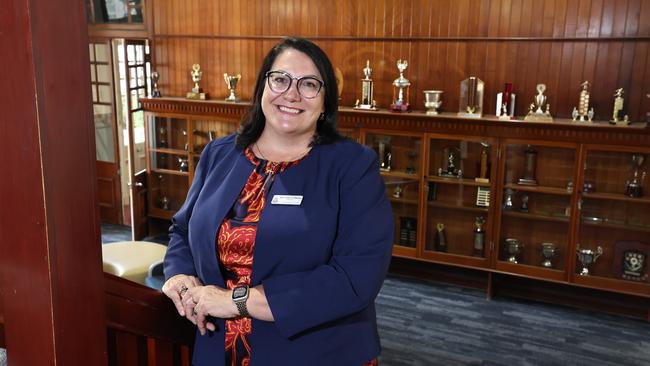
top-left (192, 308), bottom-right (198, 316)
top-left (179, 285), bottom-right (188, 297)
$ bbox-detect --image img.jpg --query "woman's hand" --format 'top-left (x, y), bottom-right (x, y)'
top-left (162, 274), bottom-right (202, 316)
top-left (184, 285), bottom-right (239, 335)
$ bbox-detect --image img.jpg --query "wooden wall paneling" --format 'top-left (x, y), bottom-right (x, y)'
top-left (628, 43), bottom-right (649, 120)
top-left (640, 0), bottom-right (650, 36)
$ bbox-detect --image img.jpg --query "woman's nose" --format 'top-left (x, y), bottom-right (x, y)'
top-left (283, 82), bottom-right (301, 101)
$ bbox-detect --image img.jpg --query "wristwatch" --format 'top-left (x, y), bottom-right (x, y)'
top-left (232, 285), bottom-right (250, 317)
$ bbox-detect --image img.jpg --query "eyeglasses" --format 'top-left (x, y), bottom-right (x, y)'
top-left (265, 70), bottom-right (324, 99)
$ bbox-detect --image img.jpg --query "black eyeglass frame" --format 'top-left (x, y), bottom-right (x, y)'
top-left (265, 70), bottom-right (325, 99)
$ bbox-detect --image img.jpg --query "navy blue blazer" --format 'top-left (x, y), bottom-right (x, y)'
top-left (164, 134), bottom-right (394, 366)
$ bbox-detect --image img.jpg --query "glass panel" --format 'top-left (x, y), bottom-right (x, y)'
top-left (97, 64), bottom-right (111, 83)
top-left (98, 85), bottom-right (112, 103)
top-left (95, 44), bottom-right (109, 63)
top-left (127, 45), bottom-right (136, 66)
top-left (504, 144), bottom-right (575, 189)
top-left (90, 65), bottom-right (96, 82)
top-left (130, 89), bottom-right (139, 109)
top-left (151, 117), bottom-right (188, 151)
top-left (192, 120), bottom-right (238, 153)
top-left (91, 86), bottom-right (98, 102)
top-left (138, 87), bottom-right (145, 100)
top-left (149, 173), bottom-right (189, 213)
top-left (88, 43), bottom-right (95, 61)
top-left (365, 134), bottom-right (421, 175)
top-left (93, 104), bottom-right (115, 162)
top-left (133, 110), bottom-right (146, 172)
top-left (386, 177), bottom-right (420, 249)
top-left (129, 68), bottom-right (137, 88)
top-left (149, 151), bottom-right (188, 173)
top-left (135, 45), bottom-right (144, 64)
top-left (137, 66), bottom-right (145, 87)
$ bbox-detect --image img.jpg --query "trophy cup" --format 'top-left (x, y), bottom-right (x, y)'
top-left (458, 76), bottom-right (484, 118)
top-left (576, 244), bottom-right (603, 276)
top-left (423, 90), bottom-right (443, 115)
top-left (159, 195), bottom-right (170, 210)
top-left (540, 242), bottom-right (558, 268)
top-left (157, 126), bottom-right (167, 148)
top-left (473, 216), bottom-right (486, 257)
top-left (405, 150), bottom-right (418, 174)
top-left (524, 84), bottom-right (553, 122)
top-left (625, 154), bottom-right (646, 198)
top-left (610, 88), bottom-right (630, 126)
top-left (505, 238), bottom-right (523, 263)
top-left (438, 146), bottom-right (462, 178)
top-left (377, 138), bottom-right (392, 172)
top-left (393, 185), bottom-right (403, 198)
top-left (572, 81), bottom-right (592, 122)
top-left (518, 145), bottom-right (538, 185)
top-left (354, 60), bottom-right (378, 110)
top-left (503, 188), bottom-right (515, 210)
top-left (390, 60), bottom-right (411, 112)
top-left (519, 194), bottom-right (529, 213)
top-left (223, 73), bottom-right (241, 102)
top-left (496, 82), bottom-right (516, 119)
top-left (178, 157), bottom-right (189, 172)
top-left (151, 71), bottom-right (162, 97)
top-left (186, 64), bottom-right (208, 100)
top-left (435, 223), bottom-right (447, 252)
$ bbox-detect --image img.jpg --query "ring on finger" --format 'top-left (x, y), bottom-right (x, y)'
top-left (192, 308), bottom-right (198, 316)
top-left (179, 285), bottom-right (188, 297)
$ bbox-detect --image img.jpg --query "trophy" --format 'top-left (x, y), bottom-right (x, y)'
top-left (496, 82), bottom-right (516, 119)
top-left (178, 157), bottom-right (189, 172)
top-left (435, 223), bottom-right (447, 252)
top-left (540, 242), bottom-right (558, 268)
top-left (151, 71), bottom-right (161, 97)
top-left (503, 188), bottom-right (515, 210)
top-left (624, 154), bottom-right (646, 198)
top-left (159, 195), bottom-right (170, 210)
top-left (390, 60), bottom-right (411, 112)
top-left (505, 238), bottom-right (523, 263)
top-left (423, 90), bottom-right (443, 115)
top-left (614, 240), bottom-right (648, 282)
top-left (376, 138), bottom-right (392, 172)
top-left (576, 244), bottom-right (603, 276)
top-left (157, 126), bottom-right (168, 148)
top-left (354, 60), bottom-right (378, 110)
top-left (438, 146), bottom-right (462, 178)
top-left (393, 185), bottom-right (403, 198)
top-left (473, 216), bottom-right (486, 257)
top-left (518, 145), bottom-right (538, 185)
top-left (610, 88), bottom-right (630, 126)
top-left (572, 81), bottom-right (592, 122)
top-left (524, 84), bottom-right (553, 122)
top-left (458, 76), bottom-right (484, 118)
top-left (519, 193), bottom-right (529, 213)
top-left (186, 64), bottom-right (208, 100)
top-left (399, 217), bottom-right (417, 247)
top-left (475, 142), bottom-right (490, 183)
top-left (223, 73), bottom-right (241, 102)
top-left (405, 150), bottom-right (418, 174)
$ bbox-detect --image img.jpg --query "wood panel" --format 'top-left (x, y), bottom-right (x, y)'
top-left (147, 0), bottom-right (650, 122)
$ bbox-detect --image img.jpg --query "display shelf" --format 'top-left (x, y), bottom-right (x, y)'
top-left (380, 171), bottom-right (420, 179)
top-left (581, 219), bottom-right (650, 233)
top-left (428, 201), bottom-right (489, 213)
top-left (150, 147), bottom-right (188, 155)
top-left (581, 191), bottom-right (650, 204)
top-left (571, 274), bottom-right (650, 298)
top-left (389, 197), bottom-right (419, 205)
top-left (502, 210), bottom-right (570, 223)
top-left (427, 176), bottom-right (491, 187)
top-left (504, 183), bottom-right (572, 196)
top-left (151, 168), bottom-right (189, 176)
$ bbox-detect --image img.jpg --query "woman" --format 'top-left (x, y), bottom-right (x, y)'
top-left (162, 37), bottom-right (393, 366)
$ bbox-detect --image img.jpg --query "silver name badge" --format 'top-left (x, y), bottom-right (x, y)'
top-left (271, 195), bottom-right (303, 205)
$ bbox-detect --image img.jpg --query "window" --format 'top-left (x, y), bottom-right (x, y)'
top-left (87, 0), bottom-right (143, 24)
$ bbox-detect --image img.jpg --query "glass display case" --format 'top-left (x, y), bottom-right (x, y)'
top-left (494, 141), bottom-right (577, 280)
top-left (575, 147), bottom-right (650, 294)
top-left (422, 136), bottom-right (496, 266)
top-left (364, 132), bottom-right (422, 257)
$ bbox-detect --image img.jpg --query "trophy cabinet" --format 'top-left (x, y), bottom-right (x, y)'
top-left (141, 97), bottom-right (650, 320)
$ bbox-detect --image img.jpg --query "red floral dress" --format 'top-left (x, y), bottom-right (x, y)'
top-left (216, 147), bottom-right (378, 366)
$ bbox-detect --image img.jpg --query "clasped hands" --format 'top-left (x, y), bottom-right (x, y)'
top-left (162, 274), bottom-right (238, 335)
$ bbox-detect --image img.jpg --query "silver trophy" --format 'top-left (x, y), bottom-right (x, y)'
top-left (576, 244), bottom-right (603, 276)
top-left (506, 238), bottom-right (523, 263)
top-left (423, 90), bottom-right (443, 115)
top-left (390, 60), bottom-right (411, 112)
top-left (224, 73), bottom-right (241, 102)
top-left (151, 71), bottom-right (161, 97)
top-left (524, 84), bottom-right (553, 122)
top-left (354, 60), bottom-right (378, 110)
top-left (541, 242), bottom-right (558, 268)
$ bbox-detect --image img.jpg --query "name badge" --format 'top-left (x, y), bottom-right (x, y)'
top-left (271, 195), bottom-right (303, 206)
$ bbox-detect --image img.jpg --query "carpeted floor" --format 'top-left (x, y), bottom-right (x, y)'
top-left (101, 224), bottom-right (650, 366)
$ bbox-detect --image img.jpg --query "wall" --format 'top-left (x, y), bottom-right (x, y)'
top-left (150, 0), bottom-right (650, 121)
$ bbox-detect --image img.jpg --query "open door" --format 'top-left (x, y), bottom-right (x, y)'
top-left (122, 39), bottom-right (151, 239)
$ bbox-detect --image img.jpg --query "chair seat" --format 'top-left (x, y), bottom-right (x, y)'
top-left (102, 241), bottom-right (167, 285)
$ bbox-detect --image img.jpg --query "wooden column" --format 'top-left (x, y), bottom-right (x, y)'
top-left (0, 0), bottom-right (107, 364)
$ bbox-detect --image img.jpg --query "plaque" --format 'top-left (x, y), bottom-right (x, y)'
top-left (613, 241), bottom-right (649, 282)
top-left (224, 73), bottom-right (241, 102)
top-left (427, 182), bottom-right (438, 201)
top-left (495, 82), bottom-right (516, 119)
top-left (376, 138), bottom-right (392, 172)
top-left (435, 223), bottom-right (447, 252)
top-left (625, 154), bottom-right (646, 198)
top-left (518, 145), bottom-right (538, 186)
top-left (354, 60), bottom-right (378, 110)
top-left (523, 84), bottom-right (553, 122)
top-left (476, 186), bottom-right (490, 207)
top-left (423, 90), bottom-right (443, 115)
top-left (399, 217), bottom-right (417, 247)
top-left (186, 64), bottom-right (208, 100)
top-left (458, 76), bottom-right (484, 118)
top-left (572, 81), bottom-right (592, 122)
top-left (473, 216), bottom-right (486, 257)
top-left (151, 71), bottom-right (161, 97)
top-left (390, 60), bottom-right (411, 112)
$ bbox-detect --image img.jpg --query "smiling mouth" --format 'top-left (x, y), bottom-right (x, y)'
top-left (277, 105), bottom-right (303, 114)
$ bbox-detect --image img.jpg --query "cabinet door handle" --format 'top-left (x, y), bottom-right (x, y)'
top-left (128, 182), bottom-right (144, 187)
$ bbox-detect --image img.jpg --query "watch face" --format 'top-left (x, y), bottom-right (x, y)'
top-left (233, 286), bottom-right (248, 300)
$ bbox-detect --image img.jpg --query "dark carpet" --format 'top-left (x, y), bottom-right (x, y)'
top-left (100, 224), bottom-right (650, 366)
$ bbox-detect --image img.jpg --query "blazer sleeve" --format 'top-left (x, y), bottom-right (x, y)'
top-left (163, 141), bottom-right (215, 280)
top-left (262, 147), bottom-right (394, 338)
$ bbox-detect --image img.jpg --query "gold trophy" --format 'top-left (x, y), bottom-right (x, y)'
top-left (389, 60), bottom-right (411, 112)
top-left (572, 81), bottom-right (592, 122)
top-left (524, 84), bottom-right (553, 122)
top-left (354, 60), bottom-right (378, 110)
top-left (224, 73), bottom-right (241, 102)
top-left (610, 88), bottom-right (630, 126)
top-left (458, 76), bottom-right (484, 118)
top-left (186, 64), bottom-right (208, 100)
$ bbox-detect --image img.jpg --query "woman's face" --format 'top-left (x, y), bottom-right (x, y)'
top-left (261, 48), bottom-right (325, 140)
